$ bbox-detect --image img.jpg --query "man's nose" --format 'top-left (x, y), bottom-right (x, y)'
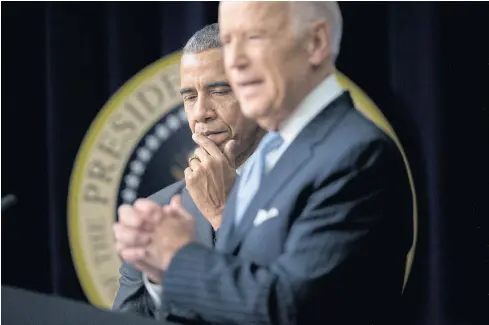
top-left (225, 39), bottom-right (249, 71)
top-left (192, 95), bottom-right (215, 122)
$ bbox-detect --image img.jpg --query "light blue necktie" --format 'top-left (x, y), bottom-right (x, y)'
top-left (235, 132), bottom-right (284, 226)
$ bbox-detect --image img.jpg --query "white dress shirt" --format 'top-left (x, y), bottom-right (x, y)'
top-left (266, 73), bottom-right (344, 171)
top-left (143, 73), bottom-right (344, 308)
top-left (143, 273), bottom-right (163, 307)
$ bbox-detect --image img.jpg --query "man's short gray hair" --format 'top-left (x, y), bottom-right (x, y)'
top-left (290, 1), bottom-right (343, 61)
top-left (183, 23), bottom-right (221, 54)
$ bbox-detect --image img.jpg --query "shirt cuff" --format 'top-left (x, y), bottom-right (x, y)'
top-left (143, 272), bottom-right (163, 308)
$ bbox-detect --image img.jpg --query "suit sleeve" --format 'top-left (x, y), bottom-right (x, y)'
top-left (161, 138), bottom-right (410, 325)
top-left (112, 262), bottom-right (157, 318)
top-left (112, 181), bottom-right (187, 317)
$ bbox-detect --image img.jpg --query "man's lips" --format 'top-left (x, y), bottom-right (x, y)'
top-left (201, 131), bottom-right (228, 144)
top-left (236, 80), bottom-right (263, 97)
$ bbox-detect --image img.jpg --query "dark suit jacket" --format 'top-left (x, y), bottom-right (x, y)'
top-left (160, 92), bottom-right (413, 325)
top-left (112, 180), bottom-right (216, 319)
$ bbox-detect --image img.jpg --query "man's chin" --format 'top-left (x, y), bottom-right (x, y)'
top-left (241, 102), bottom-right (276, 130)
top-left (216, 138), bottom-right (232, 151)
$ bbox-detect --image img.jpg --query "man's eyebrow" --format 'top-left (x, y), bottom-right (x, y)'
top-left (205, 81), bottom-right (231, 89)
top-left (180, 82), bottom-right (231, 95)
top-left (179, 87), bottom-right (194, 95)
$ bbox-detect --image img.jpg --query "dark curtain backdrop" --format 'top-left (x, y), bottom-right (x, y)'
top-left (2, 2), bottom-right (487, 325)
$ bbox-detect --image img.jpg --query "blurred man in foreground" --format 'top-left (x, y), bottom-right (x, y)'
top-left (112, 23), bottom-right (264, 319)
top-left (114, 2), bottom-right (413, 324)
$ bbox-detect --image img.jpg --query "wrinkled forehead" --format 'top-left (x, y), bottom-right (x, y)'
top-left (180, 49), bottom-right (227, 87)
top-left (219, 1), bottom-right (290, 34)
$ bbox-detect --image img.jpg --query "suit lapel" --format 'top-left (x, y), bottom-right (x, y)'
top-left (226, 92), bottom-right (354, 253)
top-left (181, 187), bottom-right (214, 247)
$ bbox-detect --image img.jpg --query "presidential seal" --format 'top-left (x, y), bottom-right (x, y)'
top-left (68, 51), bottom-right (417, 308)
top-left (68, 52), bottom-right (197, 308)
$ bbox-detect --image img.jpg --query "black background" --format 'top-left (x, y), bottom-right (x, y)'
top-left (2, 2), bottom-right (487, 324)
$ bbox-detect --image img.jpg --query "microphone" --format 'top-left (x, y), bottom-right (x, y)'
top-left (2, 194), bottom-right (18, 213)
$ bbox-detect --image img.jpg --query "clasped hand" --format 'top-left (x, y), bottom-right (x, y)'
top-left (113, 195), bottom-right (195, 283)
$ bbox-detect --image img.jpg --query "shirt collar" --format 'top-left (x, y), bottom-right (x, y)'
top-left (279, 73), bottom-right (344, 146)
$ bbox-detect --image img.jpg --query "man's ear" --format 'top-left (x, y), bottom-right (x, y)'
top-left (307, 21), bottom-right (331, 67)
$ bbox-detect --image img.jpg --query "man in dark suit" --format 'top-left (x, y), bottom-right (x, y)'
top-left (112, 23), bottom-right (264, 318)
top-left (113, 2), bottom-right (414, 325)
